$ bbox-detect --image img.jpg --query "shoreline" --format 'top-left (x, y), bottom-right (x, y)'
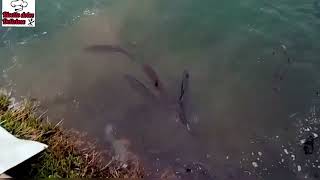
top-left (0, 90), bottom-right (144, 178)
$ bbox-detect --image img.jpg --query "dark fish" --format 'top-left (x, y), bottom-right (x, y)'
top-left (179, 70), bottom-right (190, 103)
top-left (142, 64), bottom-right (166, 94)
top-left (84, 44), bottom-right (134, 60)
top-left (177, 70), bottom-right (191, 131)
top-left (124, 74), bottom-right (157, 101)
top-left (125, 66), bottom-right (195, 133)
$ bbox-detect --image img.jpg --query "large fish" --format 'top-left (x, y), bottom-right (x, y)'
top-left (179, 70), bottom-right (190, 103)
top-left (124, 64), bottom-right (195, 133)
top-left (84, 44), bottom-right (134, 60)
top-left (177, 70), bottom-right (192, 132)
top-left (141, 64), bottom-right (169, 102)
top-left (124, 74), bottom-right (158, 102)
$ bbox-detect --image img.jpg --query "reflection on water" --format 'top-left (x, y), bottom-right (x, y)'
top-left (1, 0), bottom-right (320, 179)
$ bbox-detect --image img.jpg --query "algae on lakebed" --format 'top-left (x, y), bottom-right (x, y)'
top-left (0, 92), bottom-right (144, 178)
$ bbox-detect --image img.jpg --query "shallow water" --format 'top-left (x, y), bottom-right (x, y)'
top-left (1, 0), bottom-right (320, 179)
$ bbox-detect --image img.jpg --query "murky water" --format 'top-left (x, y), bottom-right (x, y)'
top-left (1, 0), bottom-right (320, 179)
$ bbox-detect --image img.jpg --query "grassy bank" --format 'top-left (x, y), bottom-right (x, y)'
top-left (0, 91), bottom-right (144, 178)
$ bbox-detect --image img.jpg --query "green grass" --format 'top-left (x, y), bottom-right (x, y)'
top-left (0, 92), bottom-right (144, 178)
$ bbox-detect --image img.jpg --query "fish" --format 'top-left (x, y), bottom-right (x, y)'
top-left (179, 70), bottom-right (190, 103)
top-left (84, 44), bottom-right (134, 60)
top-left (142, 64), bottom-right (166, 93)
top-left (177, 70), bottom-right (192, 132)
top-left (124, 65), bottom-right (195, 133)
top-left (177, 102), bottom-right (191, 131)
top-left (124, 74), bottom-right (157, 102)
top-left (141, 64), bottom-right (170, 102)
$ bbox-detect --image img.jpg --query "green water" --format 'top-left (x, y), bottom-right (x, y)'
top-left (1, 0), bottom-right (320, 179)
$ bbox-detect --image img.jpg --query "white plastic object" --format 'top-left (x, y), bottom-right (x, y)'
top-left (0, 126), bottom-right (48, 174)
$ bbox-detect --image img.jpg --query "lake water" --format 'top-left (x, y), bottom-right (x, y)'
top-left (1, 0), bottom-right (320, 179)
